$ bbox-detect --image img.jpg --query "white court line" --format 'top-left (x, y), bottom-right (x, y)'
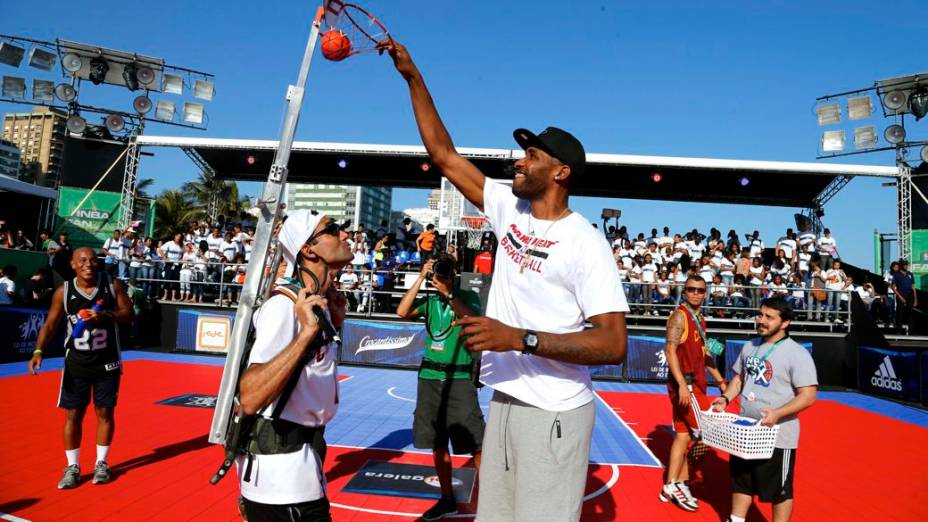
top-left (387, 386), bottom-right (415, 402)
top-left (326, 443), bottom-right (637, 467)
top-left (330, 465), bottom-right (620, 519)
top-left (1, 513), bottom-right (30, 522)
top-left (594, 392), bottom-right (663, 467)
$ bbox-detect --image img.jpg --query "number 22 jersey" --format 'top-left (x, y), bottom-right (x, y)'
top-left (63, 275), bottom-right (121, 378)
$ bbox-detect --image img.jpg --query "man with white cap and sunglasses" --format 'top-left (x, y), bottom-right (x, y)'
top-left (235, 209), bottom-right (353, 522)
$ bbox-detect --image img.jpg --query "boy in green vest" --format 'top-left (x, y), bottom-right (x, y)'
top-left (397, 253), bottom-right (485, 520)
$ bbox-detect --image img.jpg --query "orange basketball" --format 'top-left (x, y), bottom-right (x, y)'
top-left (321, 30), bottom-right (352, 61)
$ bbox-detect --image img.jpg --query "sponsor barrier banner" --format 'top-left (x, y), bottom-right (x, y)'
top-left (858, 346), bottom-right (920, 402)
top-left (175, 309), bottom-right (236, 353)
top-left (342, 460), bottom-right (476, 501)
top-left (0, 306), bottom-right (65, 362)
top-left (725, 339), bottom-right (813, 381)
top-left (340, 319), bottom-right (427, 366)
top-left (624, 335), bottom-right (724, 384)
top-left (196, 315), bottom-right (232, 353)
top-left (590, 362), bottom-right (624, 379)
top-left (624, 335), bottom-right (670, 381)
top-left (922, 352), bottom-right (928, 404)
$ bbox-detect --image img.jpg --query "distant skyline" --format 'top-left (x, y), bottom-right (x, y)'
top-left (3, 0), bottom-right (926, 270)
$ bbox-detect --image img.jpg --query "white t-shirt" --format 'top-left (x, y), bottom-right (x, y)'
top-left (749, 239), bottom-right (764, 258)
top-left (161, 241), bottom-right (183, 262)
top-left (825, 268), bottom-right (846, 290)
top-left (657, 279), bottom-right (671, 296)
top-left (817, 235), bottom-right (837, 256)
top-left (699, 265), bottom-right (715, 283)
top-left (236, 293), bottom-right (339, 505)
top-left (220, 240), bottom-right (238, 262)
top-left (798, 232), bottom-right (817, 252)
top-left (206, 235), bottom-right (223, 260)
top-left (640, 262), bottom-right (658, 283)
top-left (777, 238), bottom-right (797, 259)
top-left (709, 283), bottom-right (728, 297)
top-left (768, 282), bottom-right (789, 296)
top-left (103, 237), bottom-right (121, 260)
top-left (351, 250), bottom-right (368, 266)
top-left (482, 179), bottom-right (629, 411)
top-left (719, 257), bottom-right (735, 277)
top-left (798, 252), bottom-right (811, 273)
top-left (0, 276), bottom-right (15, 304)
top-left (749, 265), bottom-right (765, 285)
top-left (339, 272), bottom-right (359, 289)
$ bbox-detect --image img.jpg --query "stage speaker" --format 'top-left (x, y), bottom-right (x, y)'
top-left (60, 135), bottom-right (129, 192)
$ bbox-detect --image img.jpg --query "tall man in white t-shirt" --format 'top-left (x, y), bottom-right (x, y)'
top-left (236, 209), bottom-right (353, 521)
top-left (384, 40), bottom-right (629, 522)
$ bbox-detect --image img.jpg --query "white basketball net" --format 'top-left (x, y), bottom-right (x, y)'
top-left (461, 217), bottom-right (490, 249)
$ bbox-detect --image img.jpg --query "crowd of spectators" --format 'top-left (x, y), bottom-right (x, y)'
top-left (1, 215), bottom-right (918, 331)
top-left (603, 224), bottom-right (914, 327)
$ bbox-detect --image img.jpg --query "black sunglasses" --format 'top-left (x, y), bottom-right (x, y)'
top-left (684, 286), bottom-right (707, 294)
top-left (306, 220), bottom-right (342, 244)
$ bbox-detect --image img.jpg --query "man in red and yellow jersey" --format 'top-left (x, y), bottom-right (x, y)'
top-left (659, 275), bottom-right (727, 512)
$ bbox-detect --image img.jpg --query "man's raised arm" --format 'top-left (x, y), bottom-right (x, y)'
top-left (383, 40), bottom-right (486, 210)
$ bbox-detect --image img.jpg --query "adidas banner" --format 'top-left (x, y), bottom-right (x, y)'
top-left (339, 319), bottom-right (428, 367)
top-left (858, 347), bottom-right (919, 402)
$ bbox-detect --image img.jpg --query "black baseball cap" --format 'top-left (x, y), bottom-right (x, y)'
top-left (513, 127), bottom-right (586, 177)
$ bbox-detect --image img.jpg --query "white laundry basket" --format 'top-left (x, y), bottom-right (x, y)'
top-left (698, 410), bottom-right (779, 460)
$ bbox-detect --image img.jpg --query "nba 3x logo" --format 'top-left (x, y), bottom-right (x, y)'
top-left (744, 356), bottom-right (773, 387)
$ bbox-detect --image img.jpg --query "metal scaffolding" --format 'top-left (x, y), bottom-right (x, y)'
top-left (898, 160), bottom-right (913, 262)
top-left (117, 136), bottom-right (140, 230)
top-left (182, 146), bottom-right (221, 222)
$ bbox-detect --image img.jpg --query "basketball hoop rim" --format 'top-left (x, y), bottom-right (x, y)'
top-left (461, 216), bottom-right (488, 229)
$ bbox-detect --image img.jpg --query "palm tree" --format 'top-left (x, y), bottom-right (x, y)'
top-left (154, 189), bottom-right (197, 240)
top-left (135, 178), bottom-right (155, 200)
top-left (181, 172), bottom-right (249, 222)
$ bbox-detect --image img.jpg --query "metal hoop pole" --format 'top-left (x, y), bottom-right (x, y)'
top-left (209, 6), bottom-right (326, 445)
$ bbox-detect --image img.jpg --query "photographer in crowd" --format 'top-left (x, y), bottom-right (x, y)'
top-left (397, 253), bottom-right (485, 520)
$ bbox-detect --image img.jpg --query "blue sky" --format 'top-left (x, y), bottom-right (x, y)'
top-left (3, 0), bottom-right (926, 269)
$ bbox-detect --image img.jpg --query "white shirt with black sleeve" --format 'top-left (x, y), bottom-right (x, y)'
top-left (481, 178), bottom-right (629, 412)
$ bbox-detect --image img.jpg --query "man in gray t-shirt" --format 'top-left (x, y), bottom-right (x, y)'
top-left (712, 297), bottom-right (817, 522)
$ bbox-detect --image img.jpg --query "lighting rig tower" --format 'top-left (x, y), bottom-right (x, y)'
top-left (0, 35), bottom-right (216, 229)
top-left (814, 73), bottom-right (928, 262)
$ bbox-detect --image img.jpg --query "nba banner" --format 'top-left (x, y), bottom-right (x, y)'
top-left (725, 339), bottom-right (813, 380)
top-left (858, 346), bottom-right (920, 402)
top-left (57, 186), bottom-right (125, 249)
top-left (624, 335), bottom-right (671, 381)
top-left (339, 319), bottom-right (428, 367)
top-left (0, 306), bottom-right (65, 362)
top-left (176, 309), bottom-right (237, 353)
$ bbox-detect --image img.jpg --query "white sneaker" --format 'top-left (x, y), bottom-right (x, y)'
top-left (659, 482), bottom-right (674, 503)
top-left (671, 481), bottom-right (698, 511)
